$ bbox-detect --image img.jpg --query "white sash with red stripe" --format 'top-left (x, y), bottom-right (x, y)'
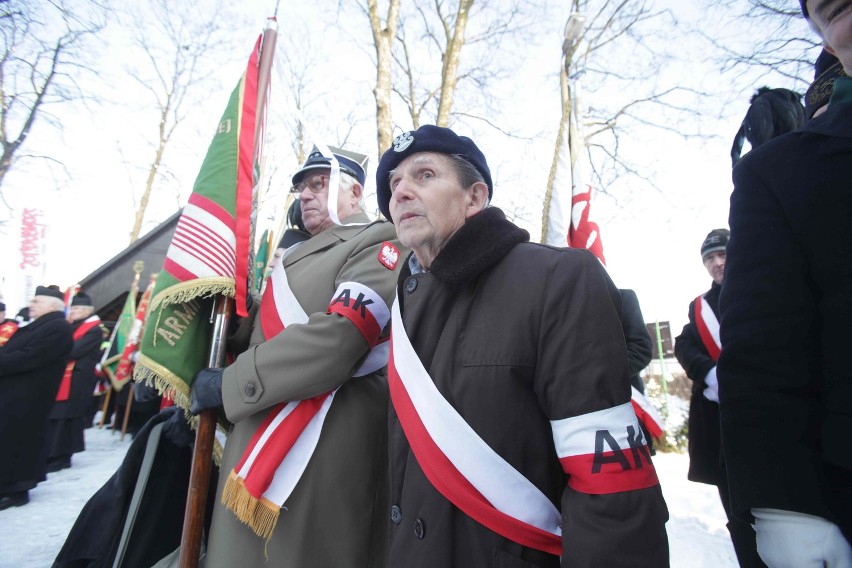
top-left (222, 261), bottom-right (391, 539)
top-left (630, 386), bottom-right (665, 440)
top-left (694, 295), bottom-right (721, 362)
top-left (389, 293), bottom-right (662, 556)
top-left (57, 316), bottom-right (102, 402)
top-left (388, 296), bottom-right (563, 555)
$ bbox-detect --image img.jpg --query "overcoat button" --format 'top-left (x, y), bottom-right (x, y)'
top-left (245, 383), bottom-right (256, 397)
top-left (414, 518), bottom-right (425, 539)
top-left (405, 278), bottom-right (417, 294)
top-left (390, 505), bottom-right (402, 525)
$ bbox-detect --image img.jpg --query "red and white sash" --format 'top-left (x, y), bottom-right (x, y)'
top-left (694, 295), bottom-right (721, 362)
top-left (56, 316), bottom-right (101, 402)
top-left (221, 262), bottom-right (390, 539)
top-left (630, 387), bottom-right (665, 440)
top-left (388, 297), bottom-right (563, 555)
top-left (389, 295), bottom-right (662, 556)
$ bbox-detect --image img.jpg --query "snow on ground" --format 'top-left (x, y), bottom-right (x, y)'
top-left (0, 423), bottom-right (131, 568)
top-left (0, 425), bottom-right (739, 567)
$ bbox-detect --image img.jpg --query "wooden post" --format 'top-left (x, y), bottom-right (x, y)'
top-left (178, 295), bottom-right (231, 568)
top-left (98, 386), bottom-right (112, 428)
top-left (120, 383), bottom-right (135, 441)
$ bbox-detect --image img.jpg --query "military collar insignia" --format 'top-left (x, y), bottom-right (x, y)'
top-left (393, 132), bottom-right (414, 152)
top-left (378, 241), bottom-right (401, 270)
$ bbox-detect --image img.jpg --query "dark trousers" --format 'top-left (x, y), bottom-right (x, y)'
top-left (717, 479), bottom-right (766, 568)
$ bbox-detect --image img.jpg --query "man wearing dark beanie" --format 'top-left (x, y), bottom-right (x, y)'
top-left (379, 125), bottom-right (669, 567)
top-left (716, 2), bottom-right (852, 566)
top-left (675, 229), bottom-right (765, 567)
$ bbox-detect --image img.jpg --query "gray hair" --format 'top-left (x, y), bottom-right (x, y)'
top-left (339, 171), bottom-right (365, 210)
top-left (449, 154), bottom-right (490, 207)
top-left (44, 296), bottom-right (65, 311)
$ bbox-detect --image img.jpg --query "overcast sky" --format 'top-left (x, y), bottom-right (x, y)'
top-left (0, 0), bottom-right (818, 334)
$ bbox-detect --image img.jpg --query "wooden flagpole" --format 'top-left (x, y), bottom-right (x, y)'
top-left (178, 295), bottom-right (231, 568)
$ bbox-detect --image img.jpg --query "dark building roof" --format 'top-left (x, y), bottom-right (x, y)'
top-left (78, 210), bottom-right (180, 321)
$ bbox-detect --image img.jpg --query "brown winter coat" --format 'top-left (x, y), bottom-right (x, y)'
top-left (388, 208), bottom-right (670, 568)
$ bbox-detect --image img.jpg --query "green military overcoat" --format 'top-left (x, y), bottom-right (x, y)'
top-left (206, 213), bottom-right (405, 567)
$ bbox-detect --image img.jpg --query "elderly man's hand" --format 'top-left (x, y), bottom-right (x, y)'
top-left (190, 367), bottom-right (224, 415)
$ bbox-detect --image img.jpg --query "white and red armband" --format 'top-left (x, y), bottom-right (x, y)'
top-left (551, 402), bottom-right (660, 494)
top-left (328, 281), bottom-right (391, 347)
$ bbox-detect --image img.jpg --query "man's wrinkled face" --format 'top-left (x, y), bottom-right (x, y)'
top-left (388, 152), bottom-right (478, 268)
top-left (808, 0), bottom-right (852, 72)
top-left (703, 251), bottom-right (726, 285)
top-left (28, 296), bottom-right (59, 320)
top-left (296, 171), bottom-right (360, 235)
top-left (68, 305), bottom-right (93, 322)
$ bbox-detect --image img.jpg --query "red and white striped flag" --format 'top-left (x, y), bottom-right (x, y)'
top-left (135, 21), bottom-right (277, 409)
top-left (543, 81), bottom-right (605, 265)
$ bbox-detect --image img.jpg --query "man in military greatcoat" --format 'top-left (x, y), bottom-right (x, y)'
top-left (191, 145), bottom-right (407, 567)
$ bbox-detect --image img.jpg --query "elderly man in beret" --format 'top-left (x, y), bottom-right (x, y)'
top-left (0, 286), bottom-right (73, 510)
top-left (716, 2), bottom-right (852, 566)
top-left (378, 125), bottom-right (669, 567)
top-left (191, 145), bottom-right (407, 567)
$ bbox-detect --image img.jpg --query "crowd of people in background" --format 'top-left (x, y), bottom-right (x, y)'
top-left (0, 286), bottom-right (162, 513)
top-left (1, 1), bottom-right (849, 566)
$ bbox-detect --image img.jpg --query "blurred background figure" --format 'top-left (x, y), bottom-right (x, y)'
top-left (44, 292), bottom-right (104, 472)
top-left (730, 87), bottom-right (805, 167)
top-left (0, 286), bottom-right (73, 510)
top-left (0, 302), bottom-right (18, 346)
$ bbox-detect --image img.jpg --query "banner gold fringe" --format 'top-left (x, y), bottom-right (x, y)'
top-left (147, 278), bottom-right (235, 313)
top-left (133, 356), bottom-right (228, 468)
top-left (221, 470), bottom-right (280, 541)
top-left (133, 355), bottom-right (191, 410)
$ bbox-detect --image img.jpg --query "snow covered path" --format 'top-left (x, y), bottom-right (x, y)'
top-left (0, 427), bottom-right (739, 567)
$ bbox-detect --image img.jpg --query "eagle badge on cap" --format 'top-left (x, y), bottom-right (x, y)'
top-left (378, 241), bottom-right (400, 270)
top-left (392, 132), bottom-right (414, 152)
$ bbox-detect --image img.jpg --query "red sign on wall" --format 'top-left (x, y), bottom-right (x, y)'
top-left (20, 208), bottom-right (45, 270)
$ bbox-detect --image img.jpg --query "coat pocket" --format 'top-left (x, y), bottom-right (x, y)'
top-left (493, 548), bottom-right (544, 568)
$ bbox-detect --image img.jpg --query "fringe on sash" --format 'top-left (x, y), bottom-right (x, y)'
top-left (221, 470), bottom-right (281, 541)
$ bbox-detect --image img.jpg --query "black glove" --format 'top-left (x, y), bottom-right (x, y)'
top-left (190, 367), bottom-right (224, 415)
top-left (161, 406), bottom-right (195, 449)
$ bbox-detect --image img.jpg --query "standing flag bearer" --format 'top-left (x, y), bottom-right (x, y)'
top-left (133, 18), bottom-right (278, 568)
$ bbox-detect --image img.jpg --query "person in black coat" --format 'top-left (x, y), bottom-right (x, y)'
top-left (619, 289), bottom-right (655, 452)
top-left (717, 3), bottom-right (852, 565)
top-left (44, 292), bottom-right (105, 472)
top-left (0, 286), bottom-right (73, 510)
top-left (675, 230), bottom-right (765, 567)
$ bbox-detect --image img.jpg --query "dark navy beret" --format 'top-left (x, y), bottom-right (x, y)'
top-left (375, 125), bottom-right (492, 222)
top-left (800, 0), bottom-right (808, 18)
